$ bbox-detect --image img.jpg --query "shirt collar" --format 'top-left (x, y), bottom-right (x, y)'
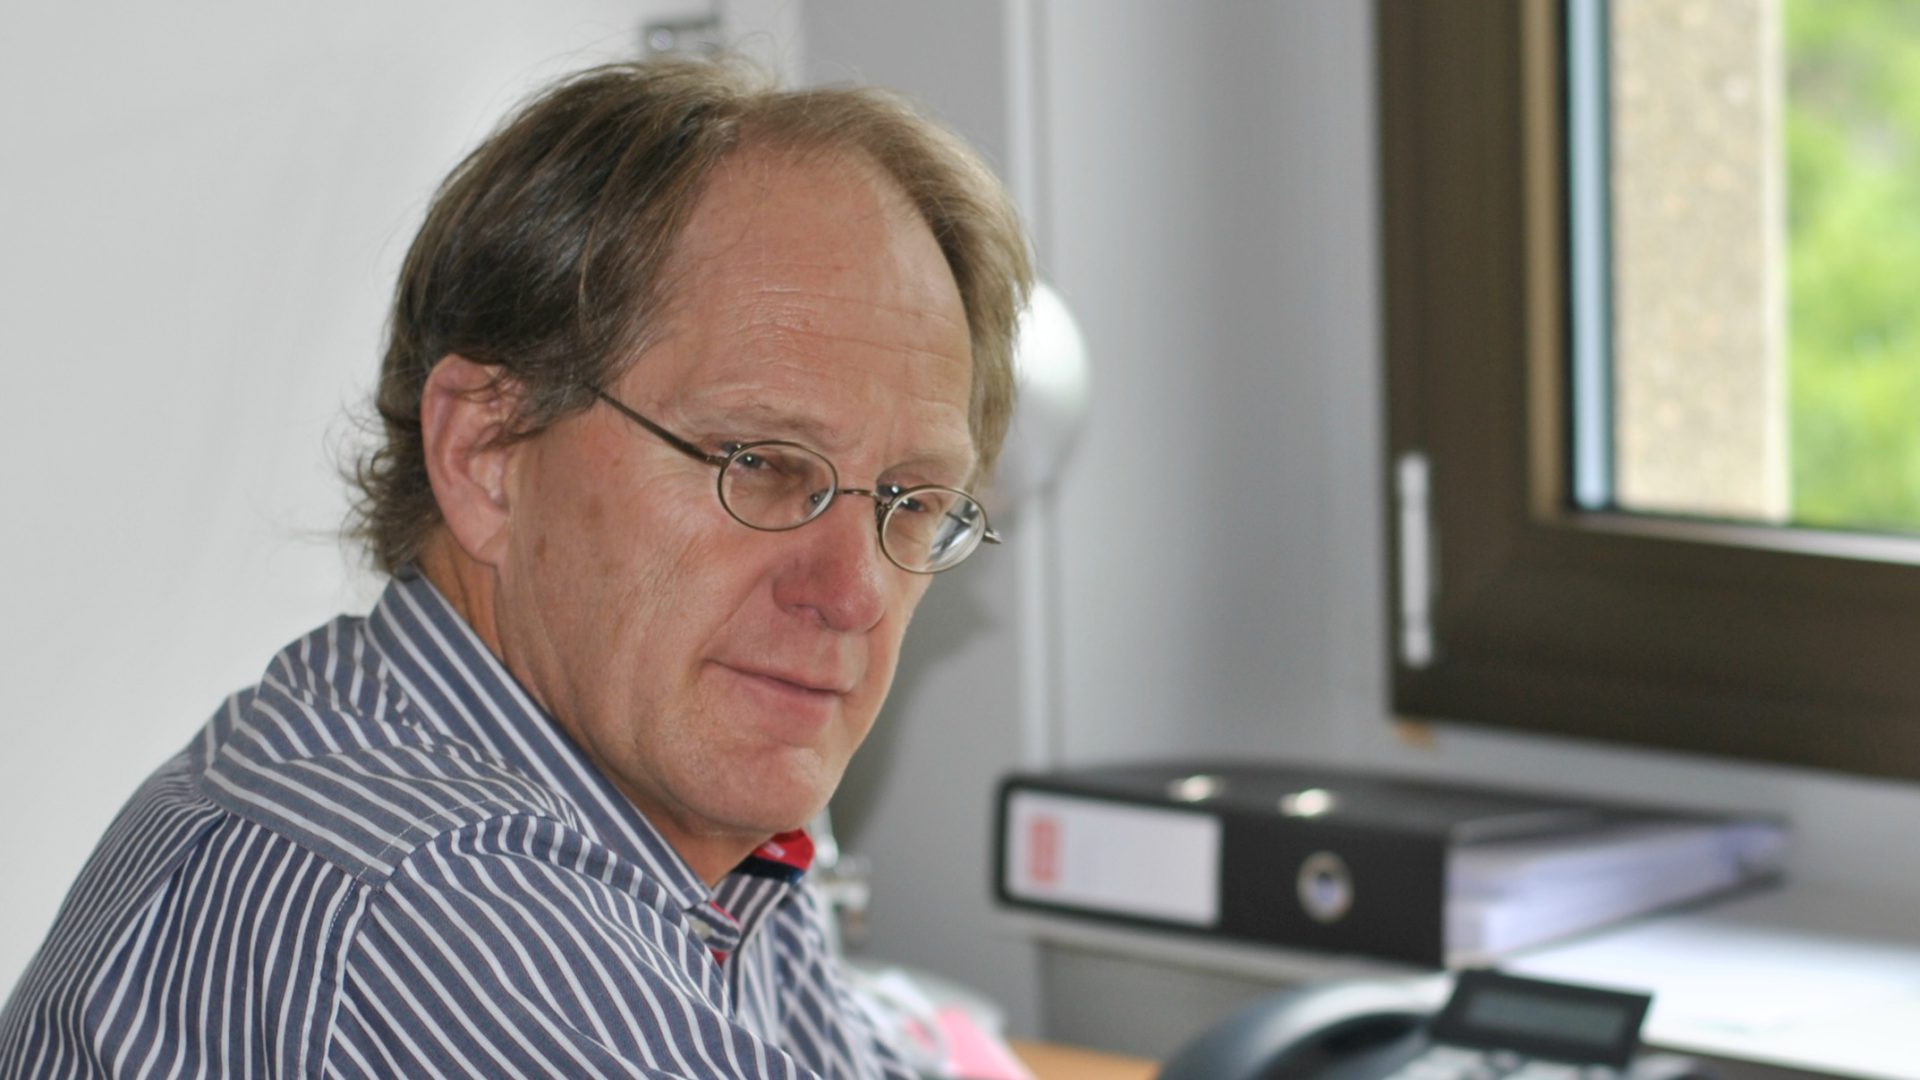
top-left (366, 569), bottom-right (735, 916)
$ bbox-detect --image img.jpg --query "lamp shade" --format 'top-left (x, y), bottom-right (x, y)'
top-left (992, 282), bottom-right (1091, 508)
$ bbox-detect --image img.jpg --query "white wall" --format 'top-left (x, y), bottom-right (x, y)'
top-left (1045, 0), bottom-right (1365, 766)
top-left (0, 0), bottom-right (727, 995)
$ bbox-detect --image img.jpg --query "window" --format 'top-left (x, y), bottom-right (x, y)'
top-left (1379, 0), bottom-right (1920, 780)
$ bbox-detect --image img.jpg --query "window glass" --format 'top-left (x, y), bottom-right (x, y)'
top-left (1570, 0), bottom-right (1920, 535)
top-left (1379, 0), bottom-right (1920, 782)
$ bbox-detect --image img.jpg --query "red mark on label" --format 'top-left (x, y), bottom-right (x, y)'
top-left (1028, 815), bottom-right (1061, 886)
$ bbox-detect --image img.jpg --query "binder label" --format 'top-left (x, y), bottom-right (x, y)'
top-left (1004, 791), bottom-right (1221, 926)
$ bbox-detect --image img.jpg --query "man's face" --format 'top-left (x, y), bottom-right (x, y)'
top-left (491, 148), bottom-right (975, 868)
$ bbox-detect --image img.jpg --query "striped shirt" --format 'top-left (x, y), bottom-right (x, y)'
top-left (0, 572), bottom-right (915, 1079)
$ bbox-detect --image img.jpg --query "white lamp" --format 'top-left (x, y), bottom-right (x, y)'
top-left (991, 282), bottom-right (1091, 510)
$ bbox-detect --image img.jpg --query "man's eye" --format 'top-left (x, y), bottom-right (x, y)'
top-left (734, 451), bottom-right (767, 471)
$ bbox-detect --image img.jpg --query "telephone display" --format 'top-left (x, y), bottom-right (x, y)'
top-left (1158, 969), bottom-right (1710, 1080)
top-left (1428, 969), bottom-right (1648, 1068)
top-left (1459, 987), bottom-right (1632, 1044)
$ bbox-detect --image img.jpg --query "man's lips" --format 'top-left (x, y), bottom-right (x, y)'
top-left (717, 663), bottom-right (852, 697)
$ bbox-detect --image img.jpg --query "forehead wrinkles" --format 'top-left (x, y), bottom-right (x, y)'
top-left (655, 247), bottom-right (971, 423)
top-left (729, 285), bottom-right (968, 365)
top-left (683, 356), bottom-right (974, 471)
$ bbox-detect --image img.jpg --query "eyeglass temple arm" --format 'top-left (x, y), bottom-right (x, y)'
top-left (971, 513), bottom-right (1002, 545)
top-left (590, 388), bottom-right (728, 466)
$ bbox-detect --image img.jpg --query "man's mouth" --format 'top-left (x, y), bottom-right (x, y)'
top-left (719, 663), bottom-right (851, 698)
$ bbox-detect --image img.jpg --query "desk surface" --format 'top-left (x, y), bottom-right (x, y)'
top-left (1019, 880), bottom-right (1920, 1080)
top-left (1010, 1039), bottom-right (1157, 1080)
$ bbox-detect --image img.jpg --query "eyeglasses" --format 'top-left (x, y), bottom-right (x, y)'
top-left (589, 387), bottom-right (1000, 574)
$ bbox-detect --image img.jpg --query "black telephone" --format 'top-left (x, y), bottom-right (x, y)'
top-left (1158, 969), bottom-right (1713, 1080)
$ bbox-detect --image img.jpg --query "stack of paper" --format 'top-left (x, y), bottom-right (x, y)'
top-left (1445, 819), bottom-right (1788, 960)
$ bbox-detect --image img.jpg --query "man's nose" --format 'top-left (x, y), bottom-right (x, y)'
top-left (772, 493), bottom-right (890, 633)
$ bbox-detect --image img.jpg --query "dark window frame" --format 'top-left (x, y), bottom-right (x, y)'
top-left (1378, 0), bottom-right (1920, 781)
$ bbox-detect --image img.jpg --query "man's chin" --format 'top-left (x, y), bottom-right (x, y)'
top-left (697, 767), bottom-right (838, 840)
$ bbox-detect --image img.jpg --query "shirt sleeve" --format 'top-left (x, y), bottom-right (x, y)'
top-left (323, 816), bottom-right (829, 1080)
top-left (761, 886), bottom-right (919, 1080)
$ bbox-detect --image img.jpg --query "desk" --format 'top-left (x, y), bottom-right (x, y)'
top-left (1018, 881), bottom-right (1917, 1080)
top-left (1011, 1039), bottom-right (1157, 1080)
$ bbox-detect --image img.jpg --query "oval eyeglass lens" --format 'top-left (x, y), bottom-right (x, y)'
top-left (721, 443), bottom-right (834, 529)
top-left (887, 488), bottom-right (983, 571)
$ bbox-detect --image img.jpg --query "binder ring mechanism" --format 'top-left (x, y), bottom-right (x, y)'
top-left (1297, 851), bottom-right (1354, 924)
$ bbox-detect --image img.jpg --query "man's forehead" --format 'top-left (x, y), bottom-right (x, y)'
top-left (625, 140), bottom-right (976, 466)
top-left (668, 144), bottom-right (936, 286)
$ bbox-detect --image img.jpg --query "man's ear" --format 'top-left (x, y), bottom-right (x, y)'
top-left (420, 355), bottom-right (524, 568)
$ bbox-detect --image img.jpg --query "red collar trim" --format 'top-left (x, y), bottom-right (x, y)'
top-left (751, 829), bottom-right (815, 873)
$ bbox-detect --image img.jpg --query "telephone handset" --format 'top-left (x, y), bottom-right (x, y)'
top-left (1158, 969), bottom-right (1713, 1080)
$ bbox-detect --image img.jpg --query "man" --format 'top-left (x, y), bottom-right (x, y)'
top-left (0, 57), bottom-right (1030, 1078)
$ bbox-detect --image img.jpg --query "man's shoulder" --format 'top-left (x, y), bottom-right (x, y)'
top-left (202, 615), bottom-right (582, 885)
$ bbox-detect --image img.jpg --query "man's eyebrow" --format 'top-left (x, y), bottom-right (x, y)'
top-left (684, 401), bottom-right (836, 447)
top-left (888, 445), bottom-right (979, 485)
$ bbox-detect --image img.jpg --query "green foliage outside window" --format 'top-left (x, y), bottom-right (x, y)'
top-left (1786, 0), bottom-right (1920, 531)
